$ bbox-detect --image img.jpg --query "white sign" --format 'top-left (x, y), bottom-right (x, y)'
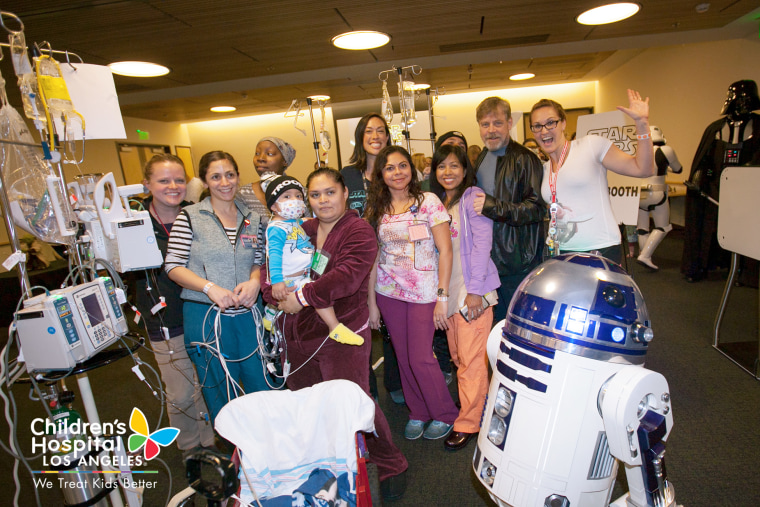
top-left (61, 63), bottom-right (127, 140)
top-left (576, 111), bottom-right (642, 225)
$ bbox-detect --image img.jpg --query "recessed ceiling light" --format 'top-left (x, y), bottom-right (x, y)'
top-left (332, 31), bottom-right (390, 50)
top-left (576, 3), bottom-right (640, 25)
top-left (108, 61), bottom-right (170, 77)
top-left (308, 95), bottom-right (331, 101)
top-left (412, 83), bottom-right (431, 90)
top-left (210, 106), bottom-right (236, 113)
top-left (509, 73), bottom-right (535, 81)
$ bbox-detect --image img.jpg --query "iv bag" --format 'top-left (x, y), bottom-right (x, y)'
top-left (0, 102), bottom-right (77, 243)
top-left (9, 32), bottom-right (47, 129)
top-left (398, 81), bottom-right (416, 127)
top-left (381, 80), bottom-right (394, 125)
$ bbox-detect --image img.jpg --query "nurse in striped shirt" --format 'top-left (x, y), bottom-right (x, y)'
top-left (165, 150), bottom-right (270, 422)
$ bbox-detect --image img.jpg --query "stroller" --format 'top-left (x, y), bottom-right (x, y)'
top-left (173, 379), bottom-right (377, 506)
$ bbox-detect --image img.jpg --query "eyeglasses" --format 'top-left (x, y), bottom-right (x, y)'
top-left (530, 119), bottom-right (560, 133)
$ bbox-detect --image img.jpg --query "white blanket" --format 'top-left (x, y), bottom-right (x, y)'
top-left (214, 379), bottom-right (376, 502)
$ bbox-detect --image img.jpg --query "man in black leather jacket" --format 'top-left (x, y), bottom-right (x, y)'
top-left (472, 97), bottom-right (545, 323)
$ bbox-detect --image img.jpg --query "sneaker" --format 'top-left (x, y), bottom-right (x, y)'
top-left (423, 420), bottom-right (453, 440)
top-left (389, 389), bottom-right (405, 405)
top-left (404, 419), bottom-right (426, 440)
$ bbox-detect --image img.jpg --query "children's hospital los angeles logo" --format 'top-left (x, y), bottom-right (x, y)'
top-left (31, 406), bottom-right (179, 491)
top-left (127, 407), bottom-right (180, 460)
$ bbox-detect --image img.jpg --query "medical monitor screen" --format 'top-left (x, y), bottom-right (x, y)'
top-left (82, 293), bottom-right (105, 326)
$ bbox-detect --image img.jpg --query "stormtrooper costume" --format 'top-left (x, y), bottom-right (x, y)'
top-left (636, 126), bottom-right (682, 270)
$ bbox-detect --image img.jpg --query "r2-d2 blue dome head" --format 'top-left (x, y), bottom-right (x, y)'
top-left (506, 253), bottom-right (652, 365)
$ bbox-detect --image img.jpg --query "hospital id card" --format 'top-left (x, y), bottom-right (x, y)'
top-left (408, 223), bottom-right (431, 242)
top-left (311, 250), bottom-right (330, 275)
top-left (240, 234), bottom-right (257, 248)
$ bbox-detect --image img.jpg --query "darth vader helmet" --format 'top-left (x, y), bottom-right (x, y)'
top-left (720, 80), bottom-right (760, 120)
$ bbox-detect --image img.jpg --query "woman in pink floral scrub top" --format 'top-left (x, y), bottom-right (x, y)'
top-left (365, 145), bottom-right (459, 442)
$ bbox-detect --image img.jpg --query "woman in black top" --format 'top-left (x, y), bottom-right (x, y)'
top-left (135, 154), bottom-right (215, 452)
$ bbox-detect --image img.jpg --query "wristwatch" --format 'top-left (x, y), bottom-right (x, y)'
top-left (437, 288), bottom-right (448, 297)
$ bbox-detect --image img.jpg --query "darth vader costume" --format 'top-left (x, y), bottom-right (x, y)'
top-left (681, 80), bottom-right (760, 283)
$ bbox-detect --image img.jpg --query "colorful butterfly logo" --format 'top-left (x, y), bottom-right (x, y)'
top-left (127, 408), bottom-right (180, 460)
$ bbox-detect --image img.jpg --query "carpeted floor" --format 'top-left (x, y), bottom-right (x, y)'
top-left (1, 228), bottom-right (759, 506)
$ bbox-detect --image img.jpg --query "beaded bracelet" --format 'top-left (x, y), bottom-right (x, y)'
top-left (637, 133), bottom-right (651, 140)
top-left (295, 289), bottom-right (310, 307)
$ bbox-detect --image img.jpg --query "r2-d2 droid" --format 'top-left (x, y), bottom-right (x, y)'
top-left (474, 254), bottom-right (676, 507)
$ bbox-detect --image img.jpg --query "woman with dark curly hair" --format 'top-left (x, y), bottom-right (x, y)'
top-left (366, 145), bottom-right (458, 441)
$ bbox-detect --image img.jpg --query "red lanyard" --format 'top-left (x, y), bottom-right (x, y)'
top-left (549, 141), bottom-right (570, 204)
top-left (150, 203), bottom-right (171, 237)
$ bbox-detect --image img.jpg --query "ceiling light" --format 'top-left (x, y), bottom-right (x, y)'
top-left (210, 106), bottom-right (236, 113)
top-left (332, 31), bottom-right (390, 50)
top-left (307, 95), bottom-right (331, 101)
top-left (509, 73), bottom-right (535, 81)
top-left (412, 83), bottom-right (431, 90)
top-left (108, 61), bottom-right (170, 77)
top-left (576, 3), bottom-right (640, 25)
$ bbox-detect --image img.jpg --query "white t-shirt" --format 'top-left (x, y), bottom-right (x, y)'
top-left (540, 135), bottom-right (618, 252)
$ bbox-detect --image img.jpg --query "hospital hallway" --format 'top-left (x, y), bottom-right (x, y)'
top-left (1, 227), bottom-right (758, 506)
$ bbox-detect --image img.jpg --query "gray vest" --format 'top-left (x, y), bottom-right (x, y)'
top-left (180, 198), bottom-right (262, 304)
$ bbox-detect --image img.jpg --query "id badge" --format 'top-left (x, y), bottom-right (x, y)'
top-left (240, 234), bottom-right (257, 248)
top-left (311, 249), bottom-right (330, 275)
top-left (408, 223), bottom-right (430, 242)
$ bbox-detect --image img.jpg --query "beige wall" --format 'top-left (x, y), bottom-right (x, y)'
top-left (597, 36), bottom-right (760, 181)
top-left (75, 117), bottom-right (191, 185)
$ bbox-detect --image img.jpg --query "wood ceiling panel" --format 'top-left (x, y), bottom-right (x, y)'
top-left (0, 0), bottom-right (755, 121)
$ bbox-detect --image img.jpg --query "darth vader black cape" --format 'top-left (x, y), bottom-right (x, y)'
top-left (681, 113), bottom-right (760, 285)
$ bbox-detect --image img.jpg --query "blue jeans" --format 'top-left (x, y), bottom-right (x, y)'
top-left (183, 301), bottom-right (269, 423)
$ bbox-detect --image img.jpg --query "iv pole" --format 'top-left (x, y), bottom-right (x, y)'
top-left (0, 11), bottom-right (135, 507)
top-left (289, 96), bottom-right (331, 169)
top-left (306, 97), bottom-right (321, 167)
top-left (378, 65), bottom-right (440, 154)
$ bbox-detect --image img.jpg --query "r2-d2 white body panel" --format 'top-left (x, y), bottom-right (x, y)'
top-left (474, 253), bottom-right (673, 507)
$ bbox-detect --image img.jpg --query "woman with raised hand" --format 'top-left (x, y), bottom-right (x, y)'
top-left (530, 89), bottom-right (654, 263)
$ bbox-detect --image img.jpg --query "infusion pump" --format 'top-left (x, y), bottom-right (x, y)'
top-left (15, 278), bottom-right (128, 372)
